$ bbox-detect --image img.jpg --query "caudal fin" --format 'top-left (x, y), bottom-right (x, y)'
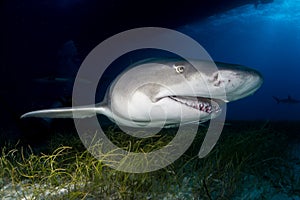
top-left (272, 96), bottom-right (280, 104)
top-left (21, 106), bottom-right (104, 119)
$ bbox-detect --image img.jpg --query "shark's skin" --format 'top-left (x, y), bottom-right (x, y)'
top-left (21, 58), bottom-right (263, 128)
top-left (273, 95), bottom-right (300, 104)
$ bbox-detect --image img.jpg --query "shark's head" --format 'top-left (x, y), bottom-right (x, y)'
top-left (106, 59), bottom-right (263, 128)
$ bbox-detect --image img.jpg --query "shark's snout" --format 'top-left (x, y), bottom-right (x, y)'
top-left (218, 64), bottom-right (263, 101)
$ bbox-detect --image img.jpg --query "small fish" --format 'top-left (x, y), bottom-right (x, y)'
top-left (272, 95), bottom-right (300, 104)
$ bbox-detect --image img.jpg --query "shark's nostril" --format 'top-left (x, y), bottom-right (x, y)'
top-left (214, 80), bottom-right (222, 87)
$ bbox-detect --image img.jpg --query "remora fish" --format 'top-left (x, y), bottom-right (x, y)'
top-left (21, 58), bottom-right (263, 128)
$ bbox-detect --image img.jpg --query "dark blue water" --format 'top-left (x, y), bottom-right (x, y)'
top-left (2, 2), bottom-right (300, 199)
top-left (178, 0), bottom-right (300, 121)
top-left (1, 0), bottom-right (299, 141)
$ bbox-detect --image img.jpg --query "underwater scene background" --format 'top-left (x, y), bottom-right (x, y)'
top-left (1, 0), bottom-right (300, 199)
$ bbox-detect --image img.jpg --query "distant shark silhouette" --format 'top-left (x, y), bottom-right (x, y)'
top-left (272, 95), bottom-right (300, 104)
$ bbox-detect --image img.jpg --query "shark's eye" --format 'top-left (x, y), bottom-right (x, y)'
top-left (173, 64), bottom-right (185, 74)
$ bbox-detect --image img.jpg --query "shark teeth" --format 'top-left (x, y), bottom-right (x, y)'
top-left (169, 96), bottom-right (220, 114)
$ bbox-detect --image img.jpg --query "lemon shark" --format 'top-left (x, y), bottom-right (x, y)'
top-left (21, 58), bottom-right (263, 128)
top-left (272, 95), bottom-right (300, 104)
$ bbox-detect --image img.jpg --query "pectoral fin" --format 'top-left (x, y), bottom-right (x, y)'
top-left (21, 106), bottom-right (104, 119)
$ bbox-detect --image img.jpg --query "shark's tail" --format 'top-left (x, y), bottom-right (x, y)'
top-left (272, 96), bottom-right (280, 104)
top-left (21, 105), bottom-right (105, 119)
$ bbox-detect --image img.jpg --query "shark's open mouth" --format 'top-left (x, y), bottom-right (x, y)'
top-left (169, 96), bottom-right (222, 114)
